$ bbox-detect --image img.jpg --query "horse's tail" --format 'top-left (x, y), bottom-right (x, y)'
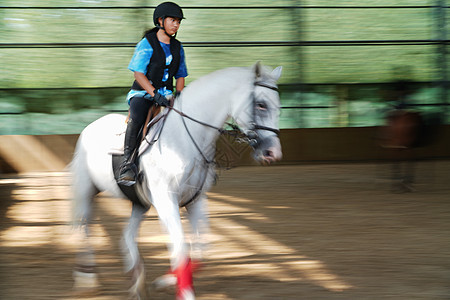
top-left (70, 133), bottom-right (98, 228)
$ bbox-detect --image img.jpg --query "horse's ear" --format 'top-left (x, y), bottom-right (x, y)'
top-left (253, 61), bottom-right (262, 78)
top-left (271, 66), bottom-right (283, 81)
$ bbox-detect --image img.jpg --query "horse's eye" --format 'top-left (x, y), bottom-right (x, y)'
top-left (256, 102), bottom-right (267, 111)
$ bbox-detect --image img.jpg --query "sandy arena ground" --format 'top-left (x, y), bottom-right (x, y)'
top-left (0, 161), bottom-right (449, 299)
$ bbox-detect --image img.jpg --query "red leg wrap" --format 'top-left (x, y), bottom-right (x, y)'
top-left (175, 258), bottom-right (194, 298)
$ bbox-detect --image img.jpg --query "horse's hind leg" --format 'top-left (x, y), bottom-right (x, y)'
top-left (72, 223), bottom-right (100, 296)
top-left (122, 202), bottom-right (150, 299)
top-left (72, 192), bottom-right (101, 295)
top-left (71, 146), bottom-right (101, 295)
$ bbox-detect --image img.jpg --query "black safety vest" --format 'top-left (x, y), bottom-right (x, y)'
top-left (131, 29), bottom-right (181, 92)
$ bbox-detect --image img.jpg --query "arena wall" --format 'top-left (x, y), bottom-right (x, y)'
top-left (0, 126), bottom-right (449, 174)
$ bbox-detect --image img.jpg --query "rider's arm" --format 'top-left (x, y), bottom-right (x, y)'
top-left (134, 71), bottom-right (156, 97)
top-left (129, 38), bottom-right (157, 96)
top-left (175, 77), bottom-right (185, 93)
top-left (174, 45), bottom-right (188, 95)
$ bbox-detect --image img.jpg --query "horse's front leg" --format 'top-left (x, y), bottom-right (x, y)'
top-left (186, 194), bottom-right (210, 264)
top-left (152, 191), bottom-right (194, 300)
top-left (152, 195), bottom-right (209, 293)
top-left (122, 202), bottom-right (149, 299)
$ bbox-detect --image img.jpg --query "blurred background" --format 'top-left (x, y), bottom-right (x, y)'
top-left (1, 3), bottom-right (450, 299)
top-left (1, 0), bottom-right (450, 171)
top-left (1, 0), bottom-right (449, 134)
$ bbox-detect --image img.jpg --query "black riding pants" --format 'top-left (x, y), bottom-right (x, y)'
top-left (129, 96), bottom-right (152, 127)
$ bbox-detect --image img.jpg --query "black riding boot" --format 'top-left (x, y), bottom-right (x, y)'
top-left (118, 118), bottom-right (140, 186)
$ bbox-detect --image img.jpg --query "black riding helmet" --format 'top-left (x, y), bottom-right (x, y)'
top-left (153, 2), bottom-right (185, 26)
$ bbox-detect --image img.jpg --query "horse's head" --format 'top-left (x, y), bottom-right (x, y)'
top-left (234, 62), bottom-right (283, 164)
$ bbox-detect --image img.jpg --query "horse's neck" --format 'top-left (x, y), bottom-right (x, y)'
top-left (171, 68), bottom-right (250, 147)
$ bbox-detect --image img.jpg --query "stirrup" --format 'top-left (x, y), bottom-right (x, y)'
top-left (118, 177), bottom-right (136, 187)
top-left (118, 164), bottom-right (137, 186)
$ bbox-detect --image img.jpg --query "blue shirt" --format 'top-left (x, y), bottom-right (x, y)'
top-left (127, 37), bottom-right (188, 103)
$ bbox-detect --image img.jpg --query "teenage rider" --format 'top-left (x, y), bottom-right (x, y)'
top-left (119, 2), bottom-right (188, 185)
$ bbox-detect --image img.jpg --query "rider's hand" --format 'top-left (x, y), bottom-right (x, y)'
top-left (153, 92), bottom-right (170, 107)
top-left (143, 93), bottom-right (153, 100)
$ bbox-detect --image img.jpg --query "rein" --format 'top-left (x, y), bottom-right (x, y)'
top-left (145, 80), bottom-right (280, 163)
top-left (174, 80), bottom-right (280, 137)
top-left (141, 80), bottom-right (280, 207)
top-left (170, 106), bottom-right (229, 135)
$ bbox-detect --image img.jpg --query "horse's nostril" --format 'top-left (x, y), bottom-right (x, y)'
top-left (264, 150), bottom-right (273, 158)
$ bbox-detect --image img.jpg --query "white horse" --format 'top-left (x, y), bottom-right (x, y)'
top-left (71, 63), bottom-right (283, 299)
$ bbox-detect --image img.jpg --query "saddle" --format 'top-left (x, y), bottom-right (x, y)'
top-left (111, 105), bottom-right (170, 208)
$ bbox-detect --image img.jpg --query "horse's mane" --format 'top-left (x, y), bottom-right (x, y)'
top-left (183, 64), bottom-right (277, 97)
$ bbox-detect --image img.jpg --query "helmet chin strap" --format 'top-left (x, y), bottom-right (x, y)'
top-left (157, 18), bottom-right (177, 38)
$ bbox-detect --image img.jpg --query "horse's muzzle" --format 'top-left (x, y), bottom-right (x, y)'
top-left (253, 135), bottom-right (282, 164)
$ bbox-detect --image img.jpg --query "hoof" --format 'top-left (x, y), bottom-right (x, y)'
top-left (128, 285), bottom-right (148, 300)
top-left (127, 290), bottom-right (148, 300)
top-left (177, 287), bottom-right (195, 300)
top-left (151, 260), bottom-right (203, 293)
top-left (128, 260), bottom-right (148, 300)
top-left (151, 273), bottom-right (177, 293)
top-left (72, 270), bottom-right (100, 296)
top-left (70, 287), bottom-right (100, 297)
top-left (128, 283), bottom-right (148, 299)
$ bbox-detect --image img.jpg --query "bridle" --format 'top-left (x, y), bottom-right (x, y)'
top-left (163, 80), bottom-right (281, 164)
top-left (245, 81), bottom-right (280, 148)
top-left (147, 80), bottom-right (280, 207)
